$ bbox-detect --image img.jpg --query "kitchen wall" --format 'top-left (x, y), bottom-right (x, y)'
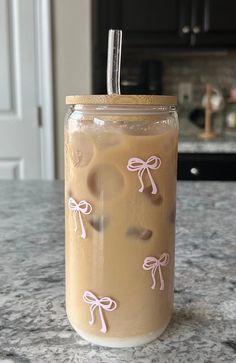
top-left (161, 54), bottom-right (236, 134)
top-left (52, 0), bottom-right (92, 179)
top-left (162, 55), bottom-right (236, 104)
top-left (122, 52), bottom-right (236, 133)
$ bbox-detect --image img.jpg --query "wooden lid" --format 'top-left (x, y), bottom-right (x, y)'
top-left (66, 94), bottom-right (177, 106)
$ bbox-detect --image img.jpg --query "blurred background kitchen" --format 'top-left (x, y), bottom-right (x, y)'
top-left (1, 0), bottom-right (236, 180)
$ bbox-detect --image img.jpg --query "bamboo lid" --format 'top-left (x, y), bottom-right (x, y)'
top-left (66, 95), bottom-right (177, 106)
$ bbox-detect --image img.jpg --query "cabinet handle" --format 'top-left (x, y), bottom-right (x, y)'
top-left (192, 25), bottom-right (201, 34)
top-left (190, 167), bottom-right (200, 176)
top-left (182, 26), bottom-right (190, 34)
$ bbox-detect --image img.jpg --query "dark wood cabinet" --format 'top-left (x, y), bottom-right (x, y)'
top-left (92, 0), bottom-right (236, 93)
top-left (93, 0), bottom-right (191, 49)
top-left (178, 153), bottom-right (236, 181)
top-left (114, 0), bottom-right (191, 47)
top-left (192, 0), bottom-right (236, 46)
top-left (93, 0), bottom-right (236, 50)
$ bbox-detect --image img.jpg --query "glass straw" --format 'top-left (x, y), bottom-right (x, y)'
top-left (107, 29), bottom-right (122, 95)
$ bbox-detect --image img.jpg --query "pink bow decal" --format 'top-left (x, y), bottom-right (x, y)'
top-left (68, 197), bottom-right (92, 239)
top-left (127, 156), bottom-right (161, 194)
top-left (83, 291), bottom-right (117, 334)
top-left (143, 254), bottom-right (169, 290)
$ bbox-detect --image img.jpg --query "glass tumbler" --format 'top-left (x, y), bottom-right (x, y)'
top-left (64, 95), bottom-right (178, 347)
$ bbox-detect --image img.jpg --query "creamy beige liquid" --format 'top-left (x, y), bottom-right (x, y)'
top-left (65, 119), bottom-right (178, 347)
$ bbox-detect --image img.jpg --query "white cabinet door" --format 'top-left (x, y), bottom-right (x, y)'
top-left (0, 0), bottom-right (41, 179)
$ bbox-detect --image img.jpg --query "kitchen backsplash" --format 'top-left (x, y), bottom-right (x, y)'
top-left (160, 55), bottom-right (236, 135)
top-left (121, 54), bottom-right (236, 136)
top-left (162, 55), bottom-right (236, 105)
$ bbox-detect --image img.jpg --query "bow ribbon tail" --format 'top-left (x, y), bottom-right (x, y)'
top-left (98, 306), bottom-right (107, 333)
top-left (89, 304), bottom-right (96, 325)
top-left (151, 265), bottom-right (158, 289)
top-left (138, 168), bottom-right (145, 193)
top-left (147, 168), bottom-right (157, 195)
top-left (158, 265), bottom-right (165, 290)
top-left (73, 211), bottom-right (77, 232)
top-left (78, 211), bottom-right (86, 239)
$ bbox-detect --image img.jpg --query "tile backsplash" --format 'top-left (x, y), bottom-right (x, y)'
top-left (161, 55), bottom-right (236, 135)
top-left (122, 53), bottom-right (236, 136)
top-left (162, 55), bottom-right (236, 105)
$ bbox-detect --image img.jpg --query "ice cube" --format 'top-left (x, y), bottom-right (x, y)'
top-left (69, 132), bottom-right (94, 167)
top-left (169, 206), bottom-right (176, 224)
top-left (127, 226), bottom-right (153, 240)
top-left (92, 131), bottom-right (121, 149)
top-left (64, 132), bottom-right (69, 151)
top-left (122, 121), bottom-right (169, 136)
top-left (65, 186), bottom-right (72, 198)
top-left (89, 216), bottom-right (108, 232)
top-left (88, 164), bottom-right (124, 200)
top-left (143, 185), bottom-right (163, 205)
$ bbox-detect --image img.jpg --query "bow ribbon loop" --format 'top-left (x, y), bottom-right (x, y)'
top-left (127, 155), bottom-right (161, 194)
top-left (83, 291), bottom-right (117, 333)
top-left (143, 253), bottom-right (169, 290)
top-left (68, 197), bottom-right (92, 238)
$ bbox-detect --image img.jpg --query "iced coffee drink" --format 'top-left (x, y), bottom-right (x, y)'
top-left (65, 95), bottom-right (178, 347)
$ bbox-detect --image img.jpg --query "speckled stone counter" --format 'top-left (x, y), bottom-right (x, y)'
top-left (179, 135), bottom-right (236, 153)
top-left (0, 181), bottom-right (235, 363)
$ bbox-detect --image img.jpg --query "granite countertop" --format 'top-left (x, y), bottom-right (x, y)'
top-left (178, 135), bottom-right (236, 153)
top-left (0, 181), bottom-right (236, 363)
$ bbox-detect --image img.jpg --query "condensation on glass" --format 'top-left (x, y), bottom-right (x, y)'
top-left (64, 95), bottom-right (179, 348)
